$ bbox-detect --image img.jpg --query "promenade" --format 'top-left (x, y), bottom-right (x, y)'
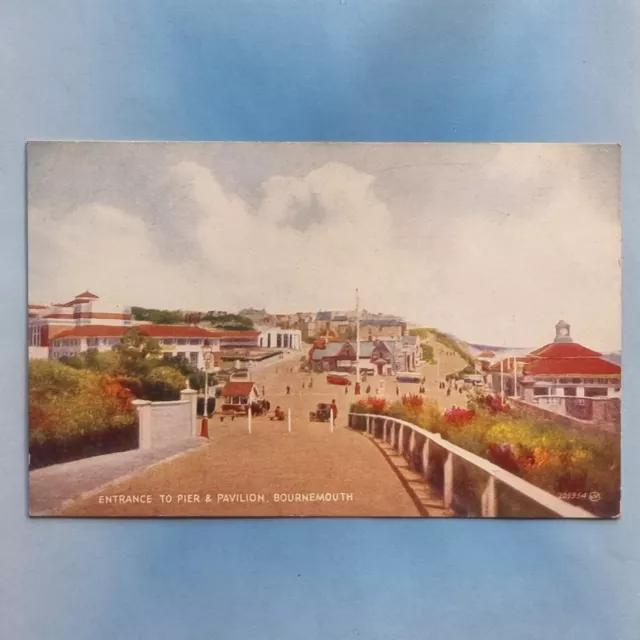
top-left (49, 344), bottom-right (468, 517)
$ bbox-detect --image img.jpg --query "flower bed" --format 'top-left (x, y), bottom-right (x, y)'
top-left (349, 393), bottom-right (620, 517)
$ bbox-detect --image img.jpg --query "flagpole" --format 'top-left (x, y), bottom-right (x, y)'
top-left (500, 357), bottom-right (504, 400)
top-left (355, 288), bottom-right (361, 384)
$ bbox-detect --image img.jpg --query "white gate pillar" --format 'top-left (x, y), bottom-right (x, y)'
top-left (180, 386), bottom-right (198, 437)
top-left (132, 399), bottom-right (153, 449)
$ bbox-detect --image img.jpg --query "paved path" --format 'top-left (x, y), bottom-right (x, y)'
top-left (51, 342), bottom-right (468, 517)
top-left (29, 438), bottom-right (206, 515)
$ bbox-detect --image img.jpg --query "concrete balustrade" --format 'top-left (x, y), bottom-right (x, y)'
top-left (349, 412), bottom-right (595, 519)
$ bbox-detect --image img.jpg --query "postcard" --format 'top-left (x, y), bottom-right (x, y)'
top-left (27, 142), bottom-right (621, 518)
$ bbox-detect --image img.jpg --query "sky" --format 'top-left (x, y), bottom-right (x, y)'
top-left (2, 2), bottom-right (640, 640)
top-left (29, 141), bottom-right (621, 351)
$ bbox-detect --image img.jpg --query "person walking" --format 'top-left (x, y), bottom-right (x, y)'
top-left (396, 385), bottom-right (400, 396)
top-left (286, 385), bottom-right (291, 395)
top-left (330, 399), bottom-right (338, 423)
top-left (344, 385), bottom-right (349, 395)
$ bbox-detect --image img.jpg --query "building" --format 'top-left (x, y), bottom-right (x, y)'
top-left (490, 320), bottom-right (621, 411)
top-left (214, 330), bottom-right (261, 350)
top-left (48, 324), bottom-right (223, 370)
top-left (220, 381), bottom-right (261, 413)
top-left (361, 319), bottom-right (407, 340)
top-left (309, 337), bottom-right (419, 374)
top-left (258, 327), bottom-right (302, 350)
top-left (28, 290), bottom-right (132, 359)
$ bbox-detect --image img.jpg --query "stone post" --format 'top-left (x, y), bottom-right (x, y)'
top-left (444, 451), bottom-right (454, 509)
top-left (180, 386), bottom-right (199, 438)
top-left (132, 399), bottom-right (153, 449)
top-left (481, 475), bottom-right (498, 517)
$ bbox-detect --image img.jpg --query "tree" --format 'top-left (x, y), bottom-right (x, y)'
top-left (142, 366), bottom-right (186, 401)
top-left (113, 327), bottom-right (162, 377)
top-left (421, 344), bottom-right (434, 362)
top-left (130, 306), bottom-right (185, 325)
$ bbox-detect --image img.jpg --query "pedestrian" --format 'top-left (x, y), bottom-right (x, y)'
top-left (330, 399), bottom-right (338, 422)
top-left (396, 385), bottom-right (400, 396)
top-left (344, 385), bottom-right (348, 395)
top-left (262, 385), bottom-right (266, 395)
top-left (366, 385), bottom-right (371, 394)
top-left (302, 381), bottom-right (306, 390)
top-left (286, 385), bottom-right (290, 395)
top-left (447, 388), bottom-right (451, 396)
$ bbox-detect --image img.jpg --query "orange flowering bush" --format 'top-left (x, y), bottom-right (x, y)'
top-left (29, 360), bottom-right (138, 468)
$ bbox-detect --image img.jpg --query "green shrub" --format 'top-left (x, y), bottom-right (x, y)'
top-left (141, 366), bottom-right (185, 401)
top-left (29, 361), bottom-right (138, 467)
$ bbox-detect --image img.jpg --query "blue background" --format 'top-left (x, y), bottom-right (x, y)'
top-left (1, 2), bottom-right (638, 638)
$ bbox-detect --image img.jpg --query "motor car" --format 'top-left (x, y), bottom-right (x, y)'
top-left (327, 373), bottom-right (351, 386)
top-left (309, 402), bottom-right (332, 422)
top-left (395, 372), bottom-right (421, 383)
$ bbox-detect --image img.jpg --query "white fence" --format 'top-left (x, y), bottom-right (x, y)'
top-left (349, 412), bottom-right (595, 518)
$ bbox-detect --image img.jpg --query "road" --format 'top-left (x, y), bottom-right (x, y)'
top-left (57, 343), bottom-right (468, 517)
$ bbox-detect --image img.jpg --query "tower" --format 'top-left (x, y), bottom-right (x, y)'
top-left (554, 320), bottom-right (573, 343)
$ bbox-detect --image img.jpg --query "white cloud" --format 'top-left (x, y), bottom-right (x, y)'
top-left (28, 145), bottom-right (622, 352)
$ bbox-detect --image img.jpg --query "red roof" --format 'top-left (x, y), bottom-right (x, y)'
top-left (74, 290), bottom-right (99, 300)
top-left (51, 324), bottom-right (227, 340)
top-left (28, 304), bottom-right (48, 310)
top-left (524, 358), bottom-right (620, 376)
top-left (221, 381), bottom-right (258, 397)
top-left (476, 350), bottom-right (496, 358)
top-left (528, 342), bottom-right (602, 359)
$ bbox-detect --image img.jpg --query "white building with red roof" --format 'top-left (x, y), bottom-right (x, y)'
top-left (48, 324), bottom-right (223, 370)
top-left (220, 381), bottom-right (261, 413)
top-left (28, 290), bottom-right (133, 359)
top-left (490, 320), bottom-right (621, 402)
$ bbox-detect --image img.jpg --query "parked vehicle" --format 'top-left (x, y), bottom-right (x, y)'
top-left (309, 402), bottom-right (332, 422)
top-left (327, 373), bottom-right (351, 386)
top-left (395, 372), bottom-right (421, 383)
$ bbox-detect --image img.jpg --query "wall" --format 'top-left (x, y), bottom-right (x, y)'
top-left (133, 388), bottom-right (198, 448)
top-left (510, 397), bottom-right (620, 436)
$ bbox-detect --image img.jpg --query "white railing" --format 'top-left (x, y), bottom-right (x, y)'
top-left (349, 412), bottom-right (595, 518)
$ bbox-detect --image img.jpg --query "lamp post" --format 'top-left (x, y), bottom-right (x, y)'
top-left (202, 340), bottom-right (214, 437)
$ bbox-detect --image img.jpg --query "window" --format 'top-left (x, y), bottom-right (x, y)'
top-left (585, 387), bottom-right (607, 397)
top-left (189, 339), bottom-right (201, 345)
top-left (533, 387), bottom-right (549, 396)
top-left (163, 339), bottom-right (175, 345)
top-left (177, 338), bottom-right (187, 346)
top-left (571, 378), bottom-right (581, 384)
top-left (564, 387), bottom-right (577, 397)
top-left (189, 352), bottom-right (198, 364)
